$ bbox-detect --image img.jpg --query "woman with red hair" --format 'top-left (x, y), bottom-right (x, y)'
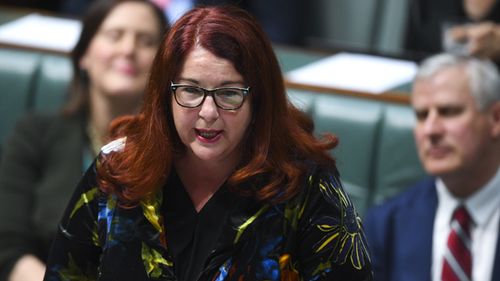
top-left (44, 5), bottom-right (372, 281)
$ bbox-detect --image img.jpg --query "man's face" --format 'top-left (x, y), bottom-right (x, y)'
top-left (412, 66), bottom-right (494, 178)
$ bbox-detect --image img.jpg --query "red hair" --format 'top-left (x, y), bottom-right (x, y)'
top-left (97, 5), bottom-right (338, 206)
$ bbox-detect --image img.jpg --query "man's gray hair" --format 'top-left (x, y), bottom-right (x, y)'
top-left (415, 53), bottom-right (500, 110)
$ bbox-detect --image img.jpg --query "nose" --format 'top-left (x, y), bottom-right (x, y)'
top-left (198, 96), bottom-right (219, 122)
top-left (422, 110), bottom-right (444, 136)
top-left (119, 34), bottom-right (137, 55)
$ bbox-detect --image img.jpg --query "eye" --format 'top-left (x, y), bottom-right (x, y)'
top-left (183, 86), bottom-right (203, 94)
top-left (177, 86), bottom-right (204, 100)
top-left (101, 29), bottom-right (122, 42)
top-left (217, 89), bottom-right (242, 98)
top-left (137, 33), bottom-right (158, 48)
top-left (438, 106), bottom-right (464, 117)
top-left (414, 109), bottom-right (428, 121)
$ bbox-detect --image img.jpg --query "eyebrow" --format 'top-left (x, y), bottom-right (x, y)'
top-left (177, 77), bottom-right (245, 87)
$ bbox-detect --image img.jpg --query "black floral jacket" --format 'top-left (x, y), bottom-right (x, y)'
top-left (44, 146), bottom-right (372, 281)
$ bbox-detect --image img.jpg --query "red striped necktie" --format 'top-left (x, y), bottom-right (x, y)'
top-left (441, 205), bottom-right (473, 281)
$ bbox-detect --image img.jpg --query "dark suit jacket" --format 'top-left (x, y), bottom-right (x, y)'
top-left (364, 178), bottom-right (500, 281)
top-left (0, 112), bottom-right (87, 280)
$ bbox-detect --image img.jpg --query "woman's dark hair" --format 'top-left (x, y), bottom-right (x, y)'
top-left (63, 0), bottom-right (168, 116)
top-left (98, 5), bottom-right (337, 206)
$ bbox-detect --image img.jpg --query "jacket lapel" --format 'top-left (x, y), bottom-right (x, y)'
top-left (394, 178), bottom-right (436, 281)
top-left (413, 181), bottom-right (436, 281)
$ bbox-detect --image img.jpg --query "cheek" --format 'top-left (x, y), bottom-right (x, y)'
top-left (446, 119), bottom-right (489, 158)
top-left (446, 120), bottom-right (477, 143)
top-left (171, 104), bottom-right (184, 132)
top-left (455, 125), bottom-right (486, 152)
top-left (83, 55), bottom-right (112, 81)
top-left (86, 42), bottom-right (113, 65)
top-left (232, 106), bottom-right (252, 138)
top-left (137, 48), bottom-right (157, 68)
top-left (171, 104), bottom-right (195, 139)
top-left (413, 126), bottom-right (425, 148)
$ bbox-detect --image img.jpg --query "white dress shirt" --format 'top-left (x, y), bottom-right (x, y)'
top-left (432, 168), bottom-right (500, 281)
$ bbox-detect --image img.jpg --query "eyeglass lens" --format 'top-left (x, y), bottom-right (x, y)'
top-left (174, 86), bottom-right (245, 109)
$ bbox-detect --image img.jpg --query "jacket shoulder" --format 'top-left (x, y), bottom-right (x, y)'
top-left (369, 177), bottom-right (436, 216)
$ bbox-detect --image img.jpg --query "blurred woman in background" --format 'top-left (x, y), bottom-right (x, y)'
top-left (0, 1), bottom-right (168, 280)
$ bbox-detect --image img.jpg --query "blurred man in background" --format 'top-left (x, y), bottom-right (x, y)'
top-left (364, 53), bottom-right (500, 281)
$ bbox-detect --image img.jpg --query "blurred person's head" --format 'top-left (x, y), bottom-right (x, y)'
top-left (463, 0), bottom-right (497, 20)
top-left (99, 5), bottom-right (336, 205)
top-left (412, 53), bottom-right (500, 196)
top-left (65, 0), bottom-right (168, 116)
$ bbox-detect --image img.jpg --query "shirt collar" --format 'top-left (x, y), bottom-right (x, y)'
top-left (436, 167), bottom-right (500, 228)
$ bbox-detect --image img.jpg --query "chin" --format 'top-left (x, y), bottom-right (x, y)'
top-left (194, 154), bottom-right (222, 162)
top-left (190, 148), bottom-right (221, 162)
top-left (107, 86), bottom-right (143, 98)
top-left (108, 77), bottom-right (143, 92)
top-left (423, 161), bottom-right (459, 177)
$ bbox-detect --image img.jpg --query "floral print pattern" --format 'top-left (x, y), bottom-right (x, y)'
top-left (44, 159), bottom-right (372, 281)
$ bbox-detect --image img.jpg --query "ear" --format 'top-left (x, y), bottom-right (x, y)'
top-left (489, 101), bottom-right (500, 138)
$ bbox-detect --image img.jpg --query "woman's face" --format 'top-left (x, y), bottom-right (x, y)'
top-left (80, 2), bottom-right (162, 101)
top-left (172, 46), bottom-right (252, 165)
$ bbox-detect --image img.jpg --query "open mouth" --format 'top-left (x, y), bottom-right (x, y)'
top-left (196, 129), bottom-right (222, 140)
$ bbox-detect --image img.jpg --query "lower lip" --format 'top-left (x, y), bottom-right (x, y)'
top-left (427, 148), bottom-right (449, 158)
top-left (116, 65), bottom-right (137, 76)
top-left (196, 132), bottom-right (222, 143)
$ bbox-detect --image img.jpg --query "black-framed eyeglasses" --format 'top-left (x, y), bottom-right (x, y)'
top-left (170, 82), bottom-right (250, 110)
